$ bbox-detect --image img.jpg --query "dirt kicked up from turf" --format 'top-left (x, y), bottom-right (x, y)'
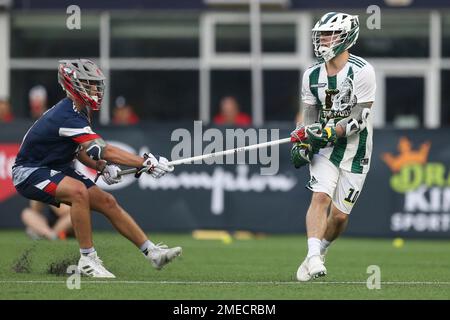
top-left (1, 230), bottom-right (449, 300)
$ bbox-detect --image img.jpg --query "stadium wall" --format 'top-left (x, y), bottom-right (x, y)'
top-left (1, 122), bottom-right (449, 239)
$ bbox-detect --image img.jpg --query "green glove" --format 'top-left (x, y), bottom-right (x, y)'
top-left (291, 143), bottom-right (314, 169)
top-left (306, 125), bottom-right (337, 149)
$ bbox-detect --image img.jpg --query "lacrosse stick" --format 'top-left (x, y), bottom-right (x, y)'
top-left (117, 137), bottom-right (292, 177)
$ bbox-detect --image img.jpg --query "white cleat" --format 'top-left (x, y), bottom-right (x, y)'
top-left (307, 255), bottom-right (327, 279)
top-left (78, 252), bottom-right (116, 278)
top-left (296, 255), bottom-right (327, 282)
top-left (145, 243), bottom-right (182, 270)
top-left (296, 258), bottom-right (312, 282)
top-left (26, 227), bottom-right (43, 240)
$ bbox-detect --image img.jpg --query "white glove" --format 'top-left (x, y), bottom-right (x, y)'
top-left (140, 153), bottom-right (174, 179)
top-left (157, 156), bottom-right (174, 173)
top-left (101, 164), bottom-right (122, 185)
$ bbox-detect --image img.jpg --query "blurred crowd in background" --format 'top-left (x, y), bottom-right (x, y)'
top-left (1, 85), bottom-right (255, 127)
top-left (2, 1), bottom-right (448, 129)
top-left (2, 93), bottom-right (255, 129)
top-left (2, 0), bottom-right (450, 241)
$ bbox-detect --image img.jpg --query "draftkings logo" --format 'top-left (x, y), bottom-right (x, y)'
top-left (382, 137), bottom-right (450, 233)
top-left (0, 144), bottom-right (20, 202)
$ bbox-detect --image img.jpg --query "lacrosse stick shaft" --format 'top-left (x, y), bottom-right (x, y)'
top-left (118, 137), bottom-right (291, 177)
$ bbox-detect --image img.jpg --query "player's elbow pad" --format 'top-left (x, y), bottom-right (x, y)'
top-left (86, 140), bottom-right (105, 161)
top-left (344, 118), bottom-right (364, 137)
top-left (337, 108), bottom-right (370, 137)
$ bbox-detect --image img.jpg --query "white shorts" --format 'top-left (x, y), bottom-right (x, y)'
top-left (306, 154), bottom-right (367, 214)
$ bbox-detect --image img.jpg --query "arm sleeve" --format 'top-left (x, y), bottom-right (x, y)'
top-left (59, 116), bottom-right (102, 144)
top-left (301, 69), bottom-right (317, 105)
top-left (336, 104), bottom-right (369, 129)
top-left (354, 64), bottom-right (376, 103)
top-left (302, 104), bottom-right (319, 126)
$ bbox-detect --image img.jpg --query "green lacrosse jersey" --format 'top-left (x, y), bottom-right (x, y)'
top-left (301, 54), bottom-right (376, 174)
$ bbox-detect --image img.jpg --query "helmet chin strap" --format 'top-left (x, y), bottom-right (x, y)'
top-left (67, 92), bottom-right (92, 114)
top-left (318, 46), bottom-right (335, 62)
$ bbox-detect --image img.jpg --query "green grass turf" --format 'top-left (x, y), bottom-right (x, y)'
top-left (0, 230), bottom-right (449, 300)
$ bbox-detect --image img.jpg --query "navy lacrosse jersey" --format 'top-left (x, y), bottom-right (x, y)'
top-left (14, 98), bottom-right (101, 171)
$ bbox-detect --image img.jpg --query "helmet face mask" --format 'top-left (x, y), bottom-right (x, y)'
top-left (58, 59), bottom-right (106, 111)
top-left (312, 12), bottom-right (360, 62)
top-left (77, 79), bottom-right (105, 108)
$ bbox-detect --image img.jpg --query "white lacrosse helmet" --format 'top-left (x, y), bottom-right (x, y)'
top-left (312, 12), bottom-right (360, 62)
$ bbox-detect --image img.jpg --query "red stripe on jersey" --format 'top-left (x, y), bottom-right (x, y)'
top-left (72, 134), bottom-right (100, 144)
top-left (43, 182), bottom-right (58, 196)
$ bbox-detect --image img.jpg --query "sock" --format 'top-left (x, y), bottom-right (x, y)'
top-left (48, 232), bottom-right (58, 241)
top-left (307, 237), bottom-right (322, 258)
top-left (139, 240), bottom-right (156, 256)
top-left (80, 247), bottom-right (95, 256)
top-left (320, 239), bottom-right (331, 255)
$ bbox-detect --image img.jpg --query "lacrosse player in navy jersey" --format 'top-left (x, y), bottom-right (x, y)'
top-left (13, 59), bottom-right (182, 278)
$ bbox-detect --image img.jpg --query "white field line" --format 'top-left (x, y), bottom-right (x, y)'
top-left (0, 280), bottom-right (450, 285)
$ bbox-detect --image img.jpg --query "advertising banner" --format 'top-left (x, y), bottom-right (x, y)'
top-left (1, 122), bottom-right (449, 238)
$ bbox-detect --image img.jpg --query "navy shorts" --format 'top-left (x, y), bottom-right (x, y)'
top-left (15, 167), bottom-right (95, 207)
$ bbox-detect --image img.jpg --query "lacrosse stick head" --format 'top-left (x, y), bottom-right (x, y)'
top-left (331, 76), bottom-right (357, 113)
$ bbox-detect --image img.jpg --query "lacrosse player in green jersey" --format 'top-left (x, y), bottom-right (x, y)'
top-left (290, 12), bottom-right (376, 281)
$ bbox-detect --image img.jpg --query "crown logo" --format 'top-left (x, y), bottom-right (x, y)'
top-left (382, 137), bottom-right (431, 172)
